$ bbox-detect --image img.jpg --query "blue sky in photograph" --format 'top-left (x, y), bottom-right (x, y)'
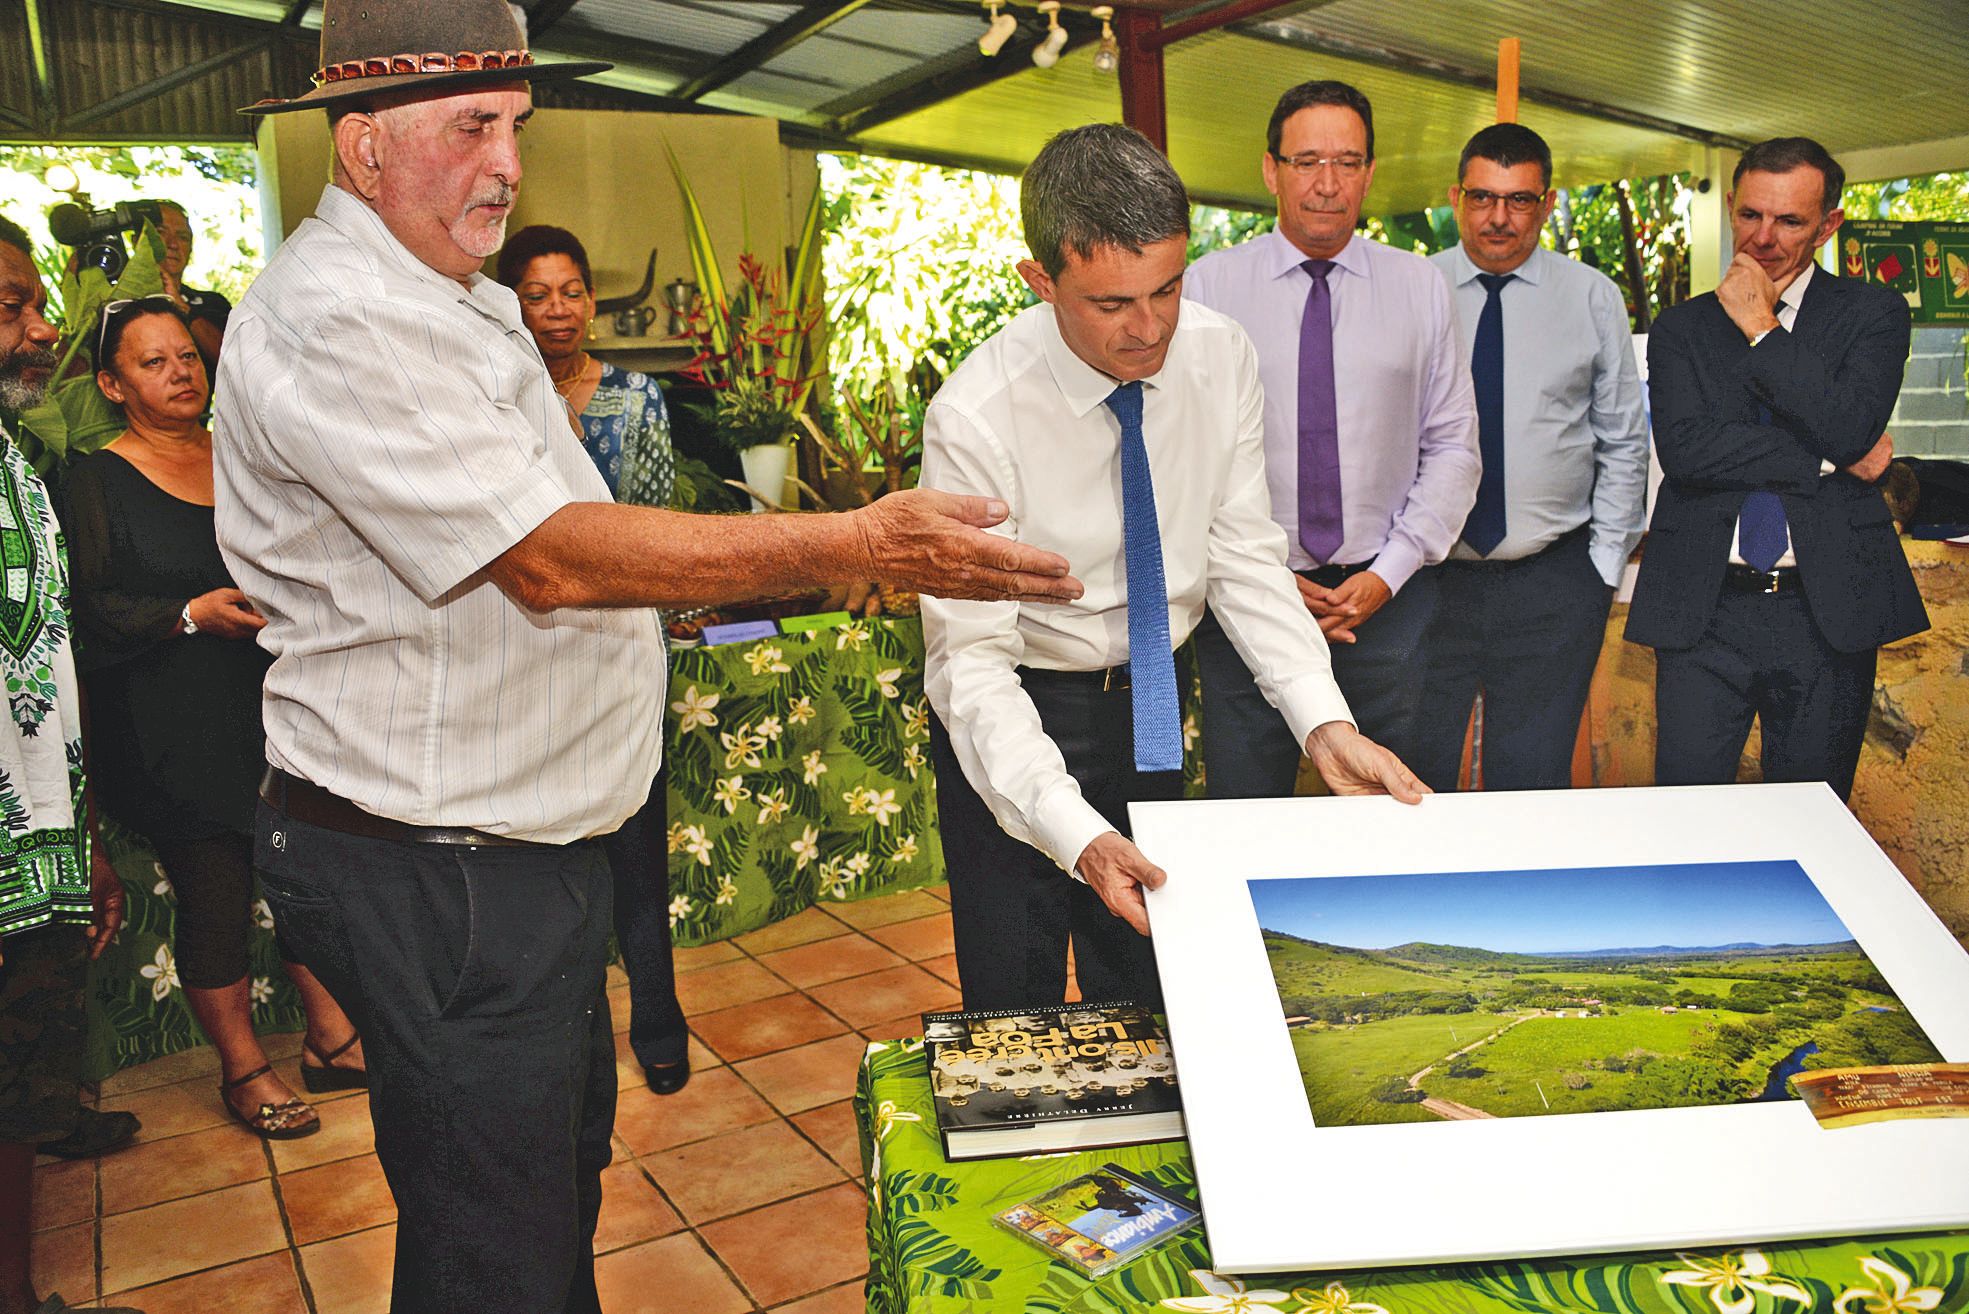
top-left (1247, 861), bottom-right (1852, 954)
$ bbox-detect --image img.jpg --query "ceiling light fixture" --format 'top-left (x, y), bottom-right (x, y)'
top-left (978, 0), bottom-right (1017, 56)
top-left (1091, 6), bottom-right (1117, 73)
top-left (1032, 1), bottom-right (1068, 68)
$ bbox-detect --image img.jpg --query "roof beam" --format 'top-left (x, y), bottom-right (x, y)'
top-left (824, 8), bottom-right (1100, 137)
top-left (527, 0), bottom-right (583, 41)
top-left (1238, 19), bottom-right (1751, 151)
top-left (24, 0), bottom-right (57, 136)
top-left (281, 0), bottom-right (310, 23)
top-left (64, 36), bottom-right (274, 130)
top-left (670, 1), bottom-right (875, 103)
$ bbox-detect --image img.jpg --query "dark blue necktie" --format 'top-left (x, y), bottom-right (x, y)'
top-left (1463, 272), bottom-right (1513, 555)
top-left (1297, 259), bottom-right (1344, 562)
top-left (1740, 404), bottom-right (1789, 572)
top-left (1103, 382), bottom-right (1182, 773)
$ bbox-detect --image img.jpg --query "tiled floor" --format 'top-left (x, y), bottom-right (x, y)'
top-left (32, 884), bottom-right (965, 1313)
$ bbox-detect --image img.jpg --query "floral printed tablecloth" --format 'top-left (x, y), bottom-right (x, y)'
top-left (854, 1039), bottom-right (1969, 1314)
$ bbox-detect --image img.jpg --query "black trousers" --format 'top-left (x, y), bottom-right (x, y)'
top-left (601, 768), bottom-right (688, 1070)
top-left (1654, 588), bottom-right (1877, 802)
top-left (1195, 566), bottom-right (1443, 798)
top-left (929, 670), bottom-right (1182, 1012)
top-left (1409, 527), bottom-right (1613, 793)
top-left (254, 803), bottom-right (616, 1314)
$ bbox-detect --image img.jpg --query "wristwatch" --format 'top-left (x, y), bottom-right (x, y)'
top-left (180, 602), bottom-right (198, 636)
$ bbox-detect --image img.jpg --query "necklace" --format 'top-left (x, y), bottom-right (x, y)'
top-left (550, 352), bottom-right (593, 398)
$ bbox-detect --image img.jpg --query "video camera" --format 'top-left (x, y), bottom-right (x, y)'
top-left (47, 199), bottom-right (165, 282)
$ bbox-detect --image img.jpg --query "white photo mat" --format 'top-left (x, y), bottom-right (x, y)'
top-left (1131, 782), bottom-right (1969, 1273)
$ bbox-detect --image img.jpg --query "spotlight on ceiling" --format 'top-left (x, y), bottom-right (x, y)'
top-left (978, 0), bottom-right (1017, 56)
top-left (1032, 2), bottom-right (1068, 67)
top-left (1091, 6), bottom-right (1117, 73)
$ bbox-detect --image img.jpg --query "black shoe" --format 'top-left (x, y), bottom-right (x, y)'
top-left (38, 1108), bottom-right (140, 1159)
top-left (644, 1058), bottom-right (691, 1096)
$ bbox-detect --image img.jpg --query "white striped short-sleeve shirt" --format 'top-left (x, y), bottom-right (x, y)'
top-left (212, 185), bottom-right (665, 844)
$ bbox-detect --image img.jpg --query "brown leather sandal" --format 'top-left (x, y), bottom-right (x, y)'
top-left (221, 1065), bottom-right (320, 1140)
top-left (300, 1031), bottom-right (369, 1093)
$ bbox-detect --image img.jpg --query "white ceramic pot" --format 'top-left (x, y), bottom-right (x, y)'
top-left (738, 442), bottom-right (792, 512)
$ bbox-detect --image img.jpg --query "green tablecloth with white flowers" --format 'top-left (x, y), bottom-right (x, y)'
top-left (854, 1038), bottom-right (1969, 1314)
top-left (82, 615), bottom-right (948, 1079)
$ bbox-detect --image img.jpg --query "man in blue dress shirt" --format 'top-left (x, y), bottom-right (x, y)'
top-left (1411, 123), bottom-right (1650, 791)
top-left (1186, 80), bottom-right (1479, 795)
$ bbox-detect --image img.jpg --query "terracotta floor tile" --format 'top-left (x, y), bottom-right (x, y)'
top-left (606, 960), bottom-right (628, 988)
top-left (864, 913), bottom-right (955, 963)
top-left (100, 1121), bottom-right (268, 1216)
top-left (859, 1019), bottom-right (927, 1044)
top-left (98, 1074), bottom-right (230, 1144)
top-left (691, 993), bottom-right (849, 1063)
top-left (607, 983), bottom-right (632, 1032)
top-left (612, 1067), bottom-right (778, 1157)
top-left (280, 1152), bottom-right (398, 1246)
top-left (299, 1223), bottom-right (394, 1314)
top-left (30, 1221), bottom-right (93, 1306)
top-left (822, 888), bottom-right (947, 930)
top-left (700, 1182), bottom-right (869, 1307)
top-left (920, 952), bottom-right (963, 988)
top-left (807, 964), bottom-right (960, 1031)
top-left (106, 1251), bottom-right (307, 1314)
top-left (269, 1093), bottom-right (375, 1173)
top-left (790, 1099), bottom-right (864, 1176)
top-left (774, 1280), bottom-right (868, 1314)
top-left (31, 1157), bottom-right (94, 1231)
top-left (101, 1179), bottom-right (286, 1295)
top-left (676, 957), bottom-right (795, 1016)
top-left (734, 906), bottom-right (849, 953)
top-left (613, 1031), bottom-right (720, 1092)
top-left (735, 1035), bottom-right (868, 1116)
top-left (593, 1233), bottom-right (749, 1314)
top-left (674, 938), bottom-right (746, 971)
top-left (923, 883), bottom-right (951, 902)
top-left (757, 934), bottom-right (904, 989)
top-left (592, 1161), bottom-right (683, 1254)
top-left (97, 1044), bottom-right (220, 1099)
top-left (641, 1120), bottom-right (843, 1224)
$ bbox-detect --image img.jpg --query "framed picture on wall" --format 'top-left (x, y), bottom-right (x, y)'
top-left (1133, 783), bottom-right (1969, 1273)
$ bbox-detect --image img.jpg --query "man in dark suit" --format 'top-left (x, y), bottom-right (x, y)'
top-left (1627, 137), bottom-right (1927, 801)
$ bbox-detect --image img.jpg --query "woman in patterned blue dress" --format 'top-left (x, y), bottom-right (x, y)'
top-left (498, 227), bottom-right (690, 1094)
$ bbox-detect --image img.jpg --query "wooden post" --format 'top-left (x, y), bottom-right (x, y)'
top-left (1496, 37), bottom-right (1520, 124)
top-left (1115, 7), bottom-right (1167, 153)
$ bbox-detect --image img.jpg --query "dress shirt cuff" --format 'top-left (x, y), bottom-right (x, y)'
top-left (1369, 542), bottom-right (1422, 595)
top-left (1273, 672), bottom-right (1356, 753)
top-left (1751, 327), bottom-right (1774, 347)
top-left (1588, 537), bottom-right (1630, 589)
top-left (1818, 460), bottom-right (1836, 476)
top-left (1032, 784), bottom-right (1118, 882)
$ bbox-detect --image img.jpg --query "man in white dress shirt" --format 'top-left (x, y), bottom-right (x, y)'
top-left (923, 124), bottom-right (1425, 1013)
top-left (215, 3), bottom-right (1083, 1310)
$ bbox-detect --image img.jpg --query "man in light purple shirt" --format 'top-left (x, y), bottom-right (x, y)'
top-left (1186, 80), bottom-right (1479, 794)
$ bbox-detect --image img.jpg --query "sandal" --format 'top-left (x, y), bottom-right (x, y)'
top-left (221, 1064), bottom-right (320, 1140)
top-left (301, 1031), bottom-right (369, 1093)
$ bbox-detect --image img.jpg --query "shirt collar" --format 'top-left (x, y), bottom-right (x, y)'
top-left (1776, 260), bottom-right (1815, 317)
top-left (1262, 226), bottom-right (1369, 281)
top-left (314, 184), bottom-right (523, 330)
top-left (1038, 304), bottom-right (1169, 419)
top-left (1448, 242), bottom-right (1545, 287)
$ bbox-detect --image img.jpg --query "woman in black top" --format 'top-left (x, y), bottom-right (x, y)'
top-left (65, 299), bottom-right (363, 1139)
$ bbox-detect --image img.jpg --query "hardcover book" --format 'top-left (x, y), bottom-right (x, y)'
top-left (992, 1164), bottom-right (1201, 1277)
top-left (921, 1002), bottom-right (1185, 1161)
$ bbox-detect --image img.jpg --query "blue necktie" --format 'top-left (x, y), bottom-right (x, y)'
top-left (1103, 382), bottom-right (1182, 773)
top-left (1739, 404), bottom-right (1788, 572)
top-left (1463, 272), bottom-right (1513, 555)
top-left (1297, 259), bottom-right (1344, 562)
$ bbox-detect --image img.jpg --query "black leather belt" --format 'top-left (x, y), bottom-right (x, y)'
top-left (1723, 564), bottom-right (1804, 595)
top-left (1296, 557), bottom-right (1377, 589)
top-left (259, 767), bottom-right (537, 847)
top-left (1019, 663), bottom-right (1133, 693)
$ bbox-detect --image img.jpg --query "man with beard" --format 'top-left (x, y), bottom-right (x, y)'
top-left (1409, 124), bottom-right (1649, 792)
top-left (0, 212), bottom-right (138, 1314)
top-left (218, 3), bottom-right (1081, 1310)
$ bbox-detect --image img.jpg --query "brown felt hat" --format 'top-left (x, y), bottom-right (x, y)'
top-left (241, 0), bottom-right (610, 116)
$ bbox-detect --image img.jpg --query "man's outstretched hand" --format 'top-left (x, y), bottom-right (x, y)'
top-left (854, 489), bottom-right (1083, 605)
top-left (1305, 722), bottom-right (1430, 802)
top-left (1074, 832), bottom-right (1165, 936)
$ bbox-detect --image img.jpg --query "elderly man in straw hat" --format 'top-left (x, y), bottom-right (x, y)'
top-left (215, 3), bottom-right (1082, 1308)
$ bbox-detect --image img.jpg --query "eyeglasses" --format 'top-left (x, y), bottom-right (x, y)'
top-left (97, 295), bottom-right (178, 359)
top-left (1458, 187), bottom-right (1547, 214)
top-left (1272, 152), bottom-right (1369, 177)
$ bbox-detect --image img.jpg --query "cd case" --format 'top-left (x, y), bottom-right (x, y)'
top-left (992, 1164), bottom-right (1201, 1277)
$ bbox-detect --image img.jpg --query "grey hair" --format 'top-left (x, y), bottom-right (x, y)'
top-left (1022, 123), bottom-right (1190, 278)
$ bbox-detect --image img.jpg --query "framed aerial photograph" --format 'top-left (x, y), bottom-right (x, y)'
top-left (1132, 784), bottom-right (1969, 1274)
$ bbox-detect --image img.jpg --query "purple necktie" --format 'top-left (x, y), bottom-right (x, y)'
top-left (1297, 259), bottom-right (1343, 563)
